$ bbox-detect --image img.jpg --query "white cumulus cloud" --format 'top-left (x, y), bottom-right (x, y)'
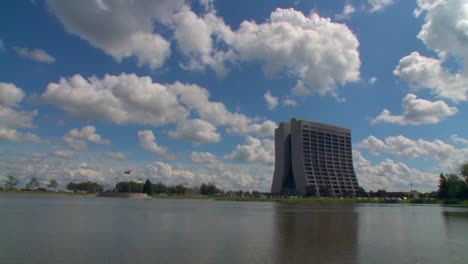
top-left (191, 151), bottom-right (218, 164)
top-left (264, 91), bottom-right (279, 110)
top-left (395, 0), bottom-right (468, 103)
top-left (229, 8), bottom-right (360, 97)
top-left (335, 3), bottom-right (356, 20)
top-left (0, 82), bottom-right (25, 106)
top-left (63, 125), bottom-right (110, 151)
top-left (224, 137), bottom-right (274, 163)
top-left (137, 130), bottom-right (167, 154)
top-left (353, 151), bottom-right (438, 192)
top-left (46, 0), bottom-right (185, 69)
top-left (169, 118), bottom-right (221, 145)
top-left (357, 135), bottom-right (468, 171)
top-left (0, 128), bottom-right (49, 144)
top-left (372, 93), bottom-right (458, 125)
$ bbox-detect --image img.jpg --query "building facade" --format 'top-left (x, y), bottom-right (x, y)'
top-left (271, 118), bottom-right (360, 196)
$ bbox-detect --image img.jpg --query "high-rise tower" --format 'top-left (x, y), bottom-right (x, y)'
top-left (271, 118), bottom-right (360, 196)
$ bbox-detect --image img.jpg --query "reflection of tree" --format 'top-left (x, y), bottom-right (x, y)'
top-left (272, 204), bottom-right (358, 264)
top-left (441, 210), bottom-right (468, 263)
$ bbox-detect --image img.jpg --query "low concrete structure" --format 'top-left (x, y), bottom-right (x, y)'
top-left (97, 192), bottom-right (150, 199)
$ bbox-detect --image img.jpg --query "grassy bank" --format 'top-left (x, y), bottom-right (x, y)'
top-left (0, 190), bottom-right (96, 196)
top-left (153, 194), bottom-right (468, 205)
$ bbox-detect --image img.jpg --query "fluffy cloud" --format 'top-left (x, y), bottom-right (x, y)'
top-left (137, 130), bottom-right (167, 154)
top-left (0, 128), bottom-right (49, 144)
top-left (168, 119), bottom-right (221, 145)
top-left (451, 134), bottom-right (468, 144)
top-left (264, 91), bottom-right (279, 110)
top-left (357, 135), bottom-right (468, 170)
top-left (368, 0), bottom-right (395, 12)
top-left (224, 137), bottom-right (274, 163)
top-left (0, 83), bottom-right (36, 129)
top-left (51, 150), bottom-right (74, 159)
top-left (171, 6), bottom-right (233, 76)
top-left (0, 106), bottom-right (37, 129)
top-left (39, 74), bottom-right (275, 140)
top-left (0, 82), bottom-right (25, 106)
top-left (395, 0), bottom-right (468, 102)
top-left (335, 3), bottom-right (356, 20)
top-left (191, 151), bottom-right (218, 164)
top-left (13, 46), bottom-right (55, 63)
top-left (372, 93), bottom-right (458, 125)
top-left (46, 0), bottom-right (185, 69)
top-left (169, 82), bottom-right (276, 137)
top-left (353, 151), bottom-right (438, 192)
top-left (0, 83), bottom-right (47, 144)
top-left (368, 77), bottom-right (378, 84)
top-left (394, 52), bottom-right (468, 102)
top-left (38, 73), bottom-right (188, 125)
top-left (63, 126), bottom-right (110, 151)
top-left (142, 160), bottom-right (274, 191)
top-left (229, 8), bottom-right (360, 96)
top-left (104, 151), bottom-right (127, 160)
top-left (415, 0), bottom-right (468, 60)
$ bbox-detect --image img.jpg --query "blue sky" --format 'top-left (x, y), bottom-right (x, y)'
top-left (0, 0), bottom-right (467, 192)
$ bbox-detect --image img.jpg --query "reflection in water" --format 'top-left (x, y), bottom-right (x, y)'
top-left (442, 209), bottom-right (468, 264)
top-left (272, 203), bottom-right (359, 264)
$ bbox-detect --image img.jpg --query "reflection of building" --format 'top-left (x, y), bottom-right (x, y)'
top-left (272, 203), bottom-right (359, 264)
top-left (271, 118), bottom-right (360, 195)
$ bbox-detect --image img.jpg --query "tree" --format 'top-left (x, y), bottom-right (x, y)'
top-left (305, 185), bottom-right (317, 197)
top-left (67, 181), bottom-right (103, 193)
top-left (26, 177), bottom-right (40, 190)
top-left (200, 183), bottom-right (220, 196)
top-left (5, 176), bottom-right (19, 190)
top-left (437, 173), bottom-right (449, 199)
top-left (459, 161), bottom-right (468, 182)
top-left (47, 179), bottom-right (59, 190)
top-left (355, 187), bottom-right (367, 197)
top-left (319, 185), bottom-right (332, 197)
top-left (143, 179), bottom-right (153, 195)
top-left (174, 185), bottom-right (186, 195)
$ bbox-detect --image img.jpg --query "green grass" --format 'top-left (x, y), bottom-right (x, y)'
top-left (3, 191), bottom-right (466, 205)
top-left (151, 195), bottom-right (448, 204)
top-left (0, 190), bottom-right (96, 196)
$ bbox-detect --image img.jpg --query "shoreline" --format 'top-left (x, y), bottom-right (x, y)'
top-left (1, 191), bottom-right (467, 205)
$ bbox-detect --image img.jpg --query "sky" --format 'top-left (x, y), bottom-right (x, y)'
top-left (0, 0), bottom-right (467, 192)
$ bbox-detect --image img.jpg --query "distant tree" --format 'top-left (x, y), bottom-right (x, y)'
top-left (355, 187), bottom-right (367, 197)
top-left (200, 183), bottom-right (220, 196)
top-left (305, 185), bottom-right (317, 197)
top-left (26, 177), bottom-right (40, 189)
top-left (437, 173), bottom-right (449, 199)
top-left (47, 179), bottom-right (59, 190)
top-left (67, 181), bottom-right (103, 193)
top-left (143, 179), bottom-right (153, 195)
top-left (174, 185), bottom-right (186, 195)
top-left (459, 161), bottom-right (468, 182)
top-left (375, 189), bottom-right (387, 198)
top-left (319, 185), bottom-right (332, 197)
top-left (152, 183), bottom-right (167, 194)
top-left (341, 190), bottom-right (353, 198)
top-left (5, 176), bottom-right (19, 190)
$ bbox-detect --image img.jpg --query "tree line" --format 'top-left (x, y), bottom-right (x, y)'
top-left (437, 162), bottom-right (467, 200)
top-left (115, 180), bottom-right (221, 196)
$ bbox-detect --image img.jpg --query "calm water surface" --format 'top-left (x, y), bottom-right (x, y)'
top-left (0, 193), bottom-right (466, 264)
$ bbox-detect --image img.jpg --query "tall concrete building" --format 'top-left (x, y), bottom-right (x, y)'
top-left (271, 118), bottom-right (360, 196)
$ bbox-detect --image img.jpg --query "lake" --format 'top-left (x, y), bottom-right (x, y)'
top-left (0, 193), bottom-right (466, 264)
